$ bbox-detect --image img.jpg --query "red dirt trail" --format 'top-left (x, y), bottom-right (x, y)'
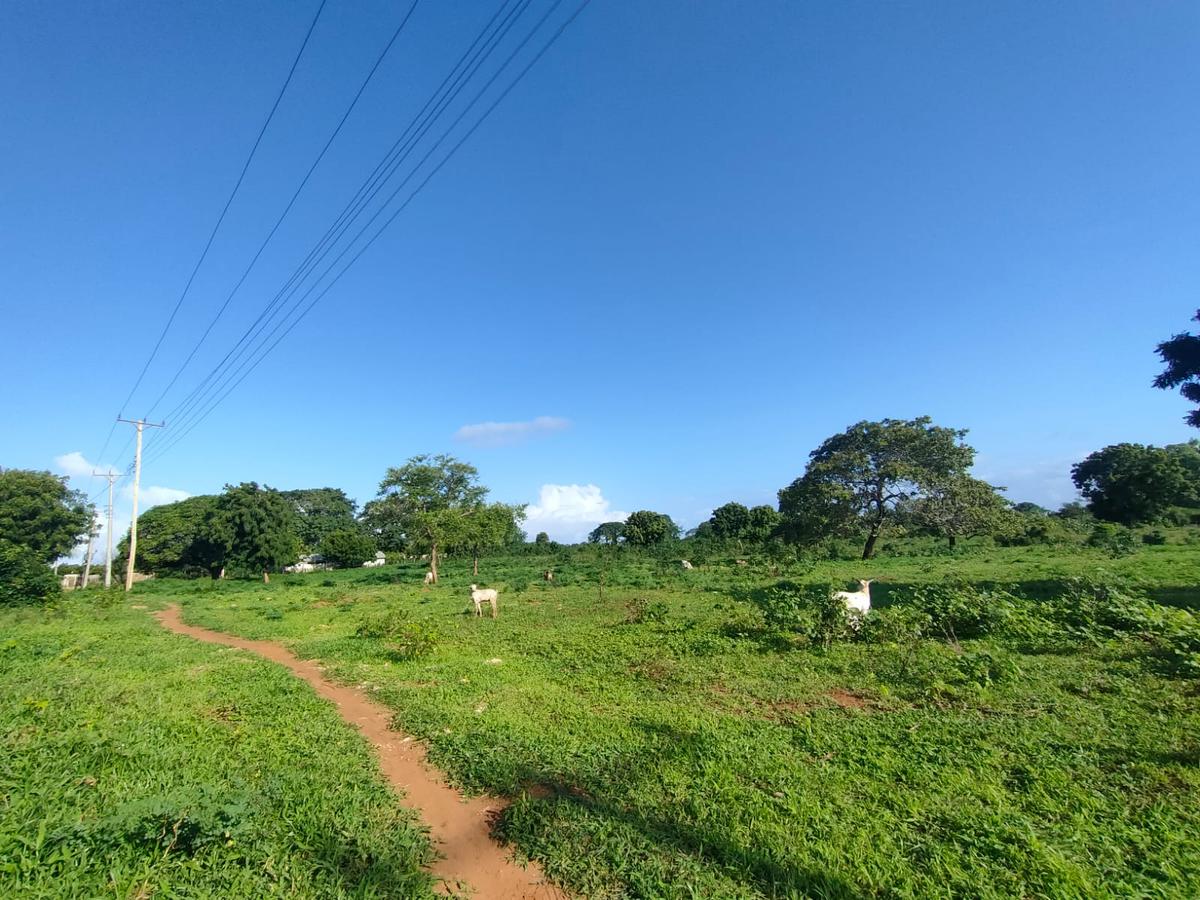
top-left (154, 605), bottom-right (564, 899)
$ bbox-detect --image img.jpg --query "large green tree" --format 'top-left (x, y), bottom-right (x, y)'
top-left (778, 417), bottom-right (975, 559)
top-left (0, 468), bottom-right (91, 563)
top-left (319, 529), bottom-right (378, 569)
top-left (908, 475), bottom-right (1017, 549)
top-left (1154, 309), bottom-right (1200, 427)
top-left (280, 488), bottom-right (359, 552)
top-left (210, 483), bottom-right (299, 583)
top-left (1071, 443), bottom-right (1197, 526)
top-left (115, 494), bottom-right (224, 577)
top-left (369, 454), bottom-right (488, 583)
top-left (461, 503), bottom-right (527, 575)
top-left (705, 502), bottom-right (781, 548)
top-left (587, 521), bottom-right (625, 544)
top-left (622, 510), bottom-right (680, 547)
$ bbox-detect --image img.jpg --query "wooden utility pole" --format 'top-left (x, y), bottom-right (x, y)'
top-left (93, 469), bottom-right (118, 589)
top-left (117, 418), bottom-right (164, 592)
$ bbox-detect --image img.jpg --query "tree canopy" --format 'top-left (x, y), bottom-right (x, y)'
top-left (280, 488), bottom-right (359, 552)
top-left (209, 483), bottom-right (299, 582)
top-left (908, 475), bottom-right (1017, 548)
top-left (778, 417), bottom-right (976, 559)
top-left (588, 522), bottom-right (625, 544)
top-left (0, 468), bottom-right (91, 563)
top-left (622, 510), bottom-right (679, 546)
top-left (1154, 309), bottom-right (1200, 427)
top-left (705, 502), bottom-right (781, 547)
top-left (1071, 442), bottom-right (1198, 526)
top-left (319, 529), bottom-right (378, 569)
top-left (116, 494), bottom-right (223, 577)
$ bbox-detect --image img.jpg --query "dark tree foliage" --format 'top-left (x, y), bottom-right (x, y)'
top-left (1154, 309), bottom-right (1200, 427)
top-left (907, 475), bottom-right (1017, 549)
top-left (280, 488), bottom-right (359, 552)
top-left (1071, 443), bottom-right (1198, 526)
top-left (622, 510), bottom-right (680, 546)
top-left (319, 529), bottom-right (378, 569)
top-left (588, 522), bottom-right (625, 544)
top-left (0, 541), bottom-right (60, 605)
top-left (210, 483), bottom-right (299, 582)
top-left (115, 494), bottom-right (224, 577)
top-left (705, 502), bottom-right (782, 547)
top-left (709, 502), bottom-right (751, 541)
top-left (534, 531), bottom-right (551, 546)
top-left (778, 417), bottom-right (975, 559)
top-left (0, 468), bottom-right (91, 563)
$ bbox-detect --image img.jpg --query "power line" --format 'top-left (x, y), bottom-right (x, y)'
top-left (141, 0), bottom-right (422, 420)
top-left (145, 0), bottom-right (593, 465)
top-left (96, 0), bottom-right (329, 470)
top-left (147, 0), bottom-right (531, 445)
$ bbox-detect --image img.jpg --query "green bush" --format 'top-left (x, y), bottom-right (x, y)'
top-left (859, 605), bottom-right (931, 645)
top-left (1087, 523), bottom-right (1138, 558)
top-left (625, 597), bottom-right (669, 624)
top-left (0, 542), bottom-right (60, 606)
top-left (387, 621), bottom-right (440, 660)
top-left (754, 581), bottom-right (855, 647)
top-left (903, 580), bottom-right (1019, 640)
top-left (1141, 530), bottom-right (1168, 546)
top-left (319, 530), bottom-right (378, 569)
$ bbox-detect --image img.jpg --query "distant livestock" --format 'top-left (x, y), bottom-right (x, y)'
top-left (286, 562), bottom-right (317, 574)
top-left (469, 584), bottom-right (499, 619)
top-left (424, 571), bottom-right (435, 585)
top-left (834, 579), bottom-right (873, 618)
top-left (362, 558), bottom-right (385, 568)
top-left (680, 560), bottom-right (694, 570)
top-left (543, 569), bottom-right (554, 582)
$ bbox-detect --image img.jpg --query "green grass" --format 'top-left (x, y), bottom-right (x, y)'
top-left (5, 543), bottom-right (1199, 897)
top-left (120, 544), bottom-right (1200, 898)
top-left (0, 598), bottom-right (436, 898)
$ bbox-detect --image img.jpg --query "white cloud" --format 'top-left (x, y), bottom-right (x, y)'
top-left (54, 450), bottom-right (102, 480)
top-left (454, 416), bottom-right (570, 447)
top-left (522, 483), bottom-right (628, 543)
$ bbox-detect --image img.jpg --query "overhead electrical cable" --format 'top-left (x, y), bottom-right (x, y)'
top-left (141, 0), bottom-right (422, 419)
top-left (143, 0), bottom-right (534, 449)
top-left (89, 0), bottom-right (328, 470)
top-left (143, 0), bottom-right (593, 464)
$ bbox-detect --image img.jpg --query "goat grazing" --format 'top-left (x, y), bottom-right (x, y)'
top-left (834, 579), bottom-right (873, 617)
top-left (680, 560), bottom-right (694, 570)
top-left (543, 569), bottom-right (554, 582)
top-left (423, 571), bottom-right (435, 585)
top-left (469, 584), bottom-right (499, 619)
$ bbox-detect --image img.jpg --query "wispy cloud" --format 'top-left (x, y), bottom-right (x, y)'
top-left (54, 450), bottom-right (104, 480)
top-left (522, 483), bottom-right (628, 543)
top-left (454, 416), bottom-right (570, 447)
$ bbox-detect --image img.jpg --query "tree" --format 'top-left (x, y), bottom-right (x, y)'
top-left (534, 531), bottom-right (550, 546)
top-left (909, 475), bottom-right (1017, 549)
top-left (778, 417), bottom-right (975, 559)
top-left (709, 502), bottom-right (751, 542)
top-left (1071, 443), bottom-right (1197, 526)
top-left (745, 505), bottom-right (782, 543)
top-left (1154, 309), bottom-right (1200, 427)
top-left (319, 529), bottom-right (378, 569)
top-left (372, 455), bottom-right (488, 583)
top-left (622, 510), bottom-right (679, 547)
top-left (0, 541), bottom-right (60, 606)
top-left (281, 488), bottom-right (359, 552)
top-left (463, 503), bottom-right (526, 575)
top-left (0, 468), bottom-right (91, 563)
top-left (588, 521), bottom-right (625, 544)
top-left (210, 483), bottom-right (299, 583)
top-left (115, 494), bottom-right (224, 578)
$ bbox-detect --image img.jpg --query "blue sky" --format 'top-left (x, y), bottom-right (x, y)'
top-left (2, 0), bottom-right (1198, 546)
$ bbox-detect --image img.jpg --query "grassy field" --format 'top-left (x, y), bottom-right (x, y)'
top-left (4, 542), bottom-right (1199, 897)
top-left (0, 598), bottom-right (436, 898)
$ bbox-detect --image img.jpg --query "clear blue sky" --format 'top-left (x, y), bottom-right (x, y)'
top-left (2, 0), bottom-right (1198, 543)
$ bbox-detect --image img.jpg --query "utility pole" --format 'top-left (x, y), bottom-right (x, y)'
top-left (93, 469), bottom-right (118, 589)
top-left (117, 417), bottom-right (164, 592)
top-left (79, 519), bottom-right (96, 590)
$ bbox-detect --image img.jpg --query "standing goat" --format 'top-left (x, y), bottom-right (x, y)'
top-left (469, 584), bottom-right (499, 619)
top-left (834, 579), bottom-right (873, 617)
top-left (423, 571), bottom-right (435, 585)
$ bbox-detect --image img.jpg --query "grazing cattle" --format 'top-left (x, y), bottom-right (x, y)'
top-left (362, 558), bottom-right (385, 568)
top-left (469, 584), bottom-right (499, 619)
top-left (834, 579), bottom-right (873, 618)
top-left (680, 560), bottom-right (694, 570)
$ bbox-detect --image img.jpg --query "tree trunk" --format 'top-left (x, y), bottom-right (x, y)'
top-left (430, 543), bottom-right (439, 583)
top-left (862, 530), bottom-right (880, 560)
top-left (473, 553), bottom-right (479, 576)
top-left (948, 533), bottom-right (957, 550)
top-left (263, 570), bottom-right (270, 584)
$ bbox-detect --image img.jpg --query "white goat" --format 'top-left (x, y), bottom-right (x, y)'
top-left (361, 558), bottom-right (385, 568)
top-left (680, 560), bottom-right (694, 570)
top-left (469, 584), bottom-right (499, 619)
top-left (834, 579), bottom-right (873, 618)
top-left (543, 569), bottom-right (554, 582)
top-left (423, 570), bottom-right (435, 585)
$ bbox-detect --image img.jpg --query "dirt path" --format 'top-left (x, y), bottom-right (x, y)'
top-left (154, 605), bottom-right (564, 900)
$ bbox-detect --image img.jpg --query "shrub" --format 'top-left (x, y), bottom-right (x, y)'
top-left (754, 581), bottom-right (855, 647)
top-left (903, 580), bottom-right (1018, 641)
top-left (859, 605), bottom-right (931, 645)
top-left (1141, 530), bottom-right (1168, 546)
top-left (0, 541), bottom-right (60, 606)
top-left (625, 597), bottom-right (669, 624)
top-left (387, 621), bottom-right (440, 660)
top-left (355, 608), bottom-right (411, 640)
top-left (1087, 523), bottom-right (1138, 558)
top-left (1052, 576), bottom-right (1160, 639)
top-left (319, 530), bottom-right (378, 569)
